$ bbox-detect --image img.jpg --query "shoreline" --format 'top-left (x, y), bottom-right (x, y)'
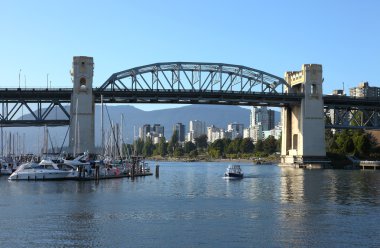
top-left (147, 156), bottom-right (280, 164)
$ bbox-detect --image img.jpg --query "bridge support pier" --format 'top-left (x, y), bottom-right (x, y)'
top-left (69, 56), bottom-right (95, 155)
top-left (280, 64), bottom-right (330, 168)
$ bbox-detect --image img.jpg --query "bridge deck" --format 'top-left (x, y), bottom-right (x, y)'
top-left (0, 88), bottom-right (379, 128)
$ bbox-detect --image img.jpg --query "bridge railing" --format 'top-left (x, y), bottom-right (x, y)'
top-left (0, 88), bottom-right (72, 91)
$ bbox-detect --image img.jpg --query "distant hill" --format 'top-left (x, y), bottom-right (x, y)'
top-left (4, 105), bottom-right (279, 153)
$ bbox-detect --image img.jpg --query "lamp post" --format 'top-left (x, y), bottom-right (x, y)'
top-left (47, 74), bottom-right (49, 88)
top-left (18, 69), bottom-right (22, 88)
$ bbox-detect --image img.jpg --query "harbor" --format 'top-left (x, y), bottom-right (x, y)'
top-left (2, 154), bottom-right (154, 181)
top-left (1, 162), bottom-right (379, 247)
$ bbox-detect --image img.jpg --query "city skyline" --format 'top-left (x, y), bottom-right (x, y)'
top-left (1, 1), bottom-right (379, 111)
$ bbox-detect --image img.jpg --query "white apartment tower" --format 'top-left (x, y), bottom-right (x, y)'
top-left (187, 120), bottom-right (206, 142)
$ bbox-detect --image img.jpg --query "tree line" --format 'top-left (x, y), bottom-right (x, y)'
top-left (325, 129), bottom-right (379, 159)
top-left (125, 131), bottom-right (280, 159)
top-left (124, 128), bottom-right (379, 160)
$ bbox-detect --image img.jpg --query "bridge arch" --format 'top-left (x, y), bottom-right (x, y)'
top-left (98, 62), bottom-right (290, 94)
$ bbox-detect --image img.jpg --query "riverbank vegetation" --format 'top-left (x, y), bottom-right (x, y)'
top-left (124, 129), bottom-right (380, 164)
top-left (126, 132), bottom-right (281, 162)
top-left (326, 129), bottom-right (380, 159)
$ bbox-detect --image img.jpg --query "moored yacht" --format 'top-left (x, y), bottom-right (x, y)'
top-left (8, 159), bottom-right (76, 180)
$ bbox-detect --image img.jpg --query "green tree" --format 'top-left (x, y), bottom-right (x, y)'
top-left (158, 137), bottom-right (167, 156)
top-left (173, 146), bottom-right (184, 157)
top-left (195, 134), bottom-right (208, 149)
top-left (208, 139), bottom-right (225, 158)
top-left (335, 130), bottom-right (350, 153)
top-left (223, 138), bottom-right (232, 151)
top-left (171, 130), bottom-right (179, 145)
top-left (263, 135), bottom-right (277, 154)
top-left (240, 138), bottom-right (254, 153)
top-left (355, 133), bottom-right (373, 157)
top-left (142, 138), bottom-right (154, 157)
top-left (134, 138), bottom-right (144, 155)
top-left (168, 131), bottom-right (179, 156)
top-left (255, 139), bottom-right (264, 153)
top-left (343, 137), bottom-right (355, 154)
top-left (184, 141), bottom-right (196, 154)
top-left (226, 137), bottom-right (242, 154)
top-left (189, 149), bottom-right (198, 158)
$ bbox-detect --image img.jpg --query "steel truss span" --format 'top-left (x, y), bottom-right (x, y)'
top-left (0, 88), bottom-right (71, 127)
top-left (96, 62), bottom-right (299, 106)
top-left (324, 95), bottom-right (380, 129)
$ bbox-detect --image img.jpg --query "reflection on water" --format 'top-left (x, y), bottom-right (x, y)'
top-left (277, 167), bottom-right (380, 248)
top-left (0, 163), bottom-right (379, 247)
top-left (279, 168), bottom-right (380, 206)
top-left (280, 168), bottom-right (305, 203)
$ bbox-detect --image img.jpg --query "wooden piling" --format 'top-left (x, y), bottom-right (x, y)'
top-left (155, 164), bottom-right (159, 178)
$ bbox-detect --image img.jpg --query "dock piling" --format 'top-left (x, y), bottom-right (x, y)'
top-left (155, 164), bottom-right (159, 178)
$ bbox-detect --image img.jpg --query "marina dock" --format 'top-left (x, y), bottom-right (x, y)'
top-left (359, 161), bottom-right (380, 170)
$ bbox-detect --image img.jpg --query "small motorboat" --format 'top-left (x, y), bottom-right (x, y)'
top-left (224, 165), bottom-right (244, 179)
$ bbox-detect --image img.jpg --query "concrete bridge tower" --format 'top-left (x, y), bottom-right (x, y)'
top-left (69, 56), bottom-right (95, 154)
top-left (280, 64), bottom-right (329, 168)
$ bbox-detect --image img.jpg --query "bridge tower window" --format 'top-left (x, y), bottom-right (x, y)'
top-left (311, 84), bottom-right (317, 95)
top-left (80, 77), bottom-right (87, 90)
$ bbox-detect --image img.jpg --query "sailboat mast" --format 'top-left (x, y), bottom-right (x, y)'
top-left (101, 94), bottom-right (104, 156)
top-left (120, 114), bottom-right (124, 159)
top-left (0, 124), bottom-right (3, 157)
top-left (44, 125), bottom-right (48, 155)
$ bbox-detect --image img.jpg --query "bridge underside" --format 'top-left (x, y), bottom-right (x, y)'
top-left (95, 90), bottom-right (301, 106)
top-left (0, 89), bottom-right (379, 129)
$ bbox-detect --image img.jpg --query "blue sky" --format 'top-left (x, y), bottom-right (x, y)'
top-left (1, 0), bottom-right (379, 110)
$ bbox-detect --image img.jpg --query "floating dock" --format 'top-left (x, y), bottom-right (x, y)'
top-left (359, 161), bottom-right (380, 170)
top-left (74, 172), bottom-right (153, 181)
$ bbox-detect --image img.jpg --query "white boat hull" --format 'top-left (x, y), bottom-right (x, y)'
top-left (8, 169), bottom-right (71, 180)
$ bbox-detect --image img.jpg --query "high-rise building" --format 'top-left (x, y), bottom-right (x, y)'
top-left (243, 125), bottom-right (263, 143)
top-left (349, 82), bottom-right (380, 128)
top-left (227, 123), bottom-right (244, 140)
top-left (139, 124), bottom-right (151, 141)
top-left (152, 124), bottom-right (164, 137)
top-left (262, 124), bottom-right (281, 140)
top-left (187, 120), bottom-right (206, 142)
top-left (349, 82), bottom-right (380, 98)
top-left (138, 124), bottom-right (164, 144)
top-left (250, 106), bottom-right (275, 130)
top-left (207, 125), bottom-right (225, 143)
top-left (173, 123), bottom-right (185, 142)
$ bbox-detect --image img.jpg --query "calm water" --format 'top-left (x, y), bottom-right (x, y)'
top-left (0, 162), bottom-right (379, 248)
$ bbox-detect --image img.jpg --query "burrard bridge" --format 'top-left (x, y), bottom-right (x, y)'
top-left (0, 57), bottom-right (379, 167)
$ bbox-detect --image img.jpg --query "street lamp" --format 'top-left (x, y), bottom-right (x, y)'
top-left (18, 69), bottom-right (22, 88)
top-left (47, 73), bottom-right (49, 88)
